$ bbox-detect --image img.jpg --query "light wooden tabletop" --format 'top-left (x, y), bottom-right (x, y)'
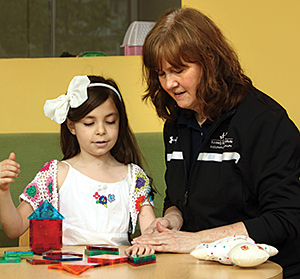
top-left (0, 246), bottom-right (282, 279)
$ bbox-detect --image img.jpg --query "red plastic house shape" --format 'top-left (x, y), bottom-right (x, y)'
top-left (27, 200), bottom-right (65, 253)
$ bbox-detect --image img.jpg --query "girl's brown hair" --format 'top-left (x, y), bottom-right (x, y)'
top-left (142, 7), bottom-right (253, 121)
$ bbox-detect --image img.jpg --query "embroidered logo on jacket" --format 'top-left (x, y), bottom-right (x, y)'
top-left (210, 132), bottom-right (233, 150)
top-left (169, 136), bottom-right (178, 144)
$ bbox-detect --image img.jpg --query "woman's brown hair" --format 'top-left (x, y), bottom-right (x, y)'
top-left (142, 7), bottom-right (253, 121)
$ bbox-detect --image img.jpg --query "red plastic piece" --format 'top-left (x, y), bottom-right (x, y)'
top-left (26, 258), bottom-right (59, 265)
top-left (30, 219), bottom-right (62, 252)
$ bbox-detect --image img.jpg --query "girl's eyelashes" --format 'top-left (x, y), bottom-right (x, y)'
top-left (84, 122), bottom-right (94, 126)
top-left (83, 120), bottom-right (116, 126)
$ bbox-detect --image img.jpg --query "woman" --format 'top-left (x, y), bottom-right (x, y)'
top-left (132, 7), bottom-right (300, 278)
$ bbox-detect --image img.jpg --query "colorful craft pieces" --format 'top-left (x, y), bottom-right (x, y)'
top-left (28, 200), bottom-right (64, 253)
top-left (48, 261), bottom-right (102, 275)
top-left (127, 254), bottom-right (156, 266)
top-left (48, 264), bottom-right (63, 270)
top-left (84, 245), bottom-right (119, 256)
top-left (2, 245), bottom-right (157, 276)
top-left (0, 255), bottom-right (21, 263)
top-left (33, 250), bottom-right (53, 256)
top-left (43, 251), bottom-right (83, 262)
top-left (60, 264), bottom-right (91, 275)
top-left (86, 245), bottom-right (119, 251)
top-left (26, 258), bottom-right (59, 265)
top-left (4, 251), bottom-right (33, 257)
top-left (48, 263), bottom-right (89, 275)
top-left (87, 254), bottom-right (128, 265)
top-left (1, 250), bottom-right (34, 263)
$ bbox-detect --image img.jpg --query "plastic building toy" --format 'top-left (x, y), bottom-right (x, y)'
top-left (127, 254), bottom-right (156, 266)
top-left (49, 263), bottom-right (90, 275)
top-left (61, 264), bottom-right (91, 275)
top-left (26, 258), bottom-right (59, 265)
top-left (45, 251), bottom-right (83, 257)
top-left (84, 245), bottom-right (119, 257)
top-left (0, 254), bottom-right (21, 263)
top-left (27, 200), bottom-right (64, 253)
top-left (62, 260), bottom-right (102, 268)
top-left (1, 250), bottom-right (34, 263)
top-left (87, 254), bottom-right (128, 265)
top-left (33, 250), bottom-right (53, 256)
top-left (86, 245), bottom-right (118, 251)
top-left (4, 251), bottom-right (33, 257)
top-left (43, 251), bottom-right (83, 262)
top-left (48, 263), bottom-right (64, 270)
top-left (48, 261), bottom-right (102, 275)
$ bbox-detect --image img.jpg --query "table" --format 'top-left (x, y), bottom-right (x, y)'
top-left (0, 246), bottom-right (282, 279)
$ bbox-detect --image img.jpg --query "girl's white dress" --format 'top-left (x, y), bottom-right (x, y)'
top-left (19, 160), bottom-right (153, 246)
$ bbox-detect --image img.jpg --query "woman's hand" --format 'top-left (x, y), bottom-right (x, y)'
top-left (0, 152), bottom-right (20, 191)
top-left (133, 221), bottom-right (249, 254)
top-left (125, 244), bottom-right (155, 255)
top-left (132, 221), bottom-right (200, 253)
top-left (141, 217), bottom-right (172, 235)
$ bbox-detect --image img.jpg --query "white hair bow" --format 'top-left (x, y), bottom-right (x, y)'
top-left (44, 76), bottom-right (90, 124)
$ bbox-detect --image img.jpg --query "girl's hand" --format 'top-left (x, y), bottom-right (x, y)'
top-left (0, 152), bottom-right (20, 191)
top-left (125, 244), bottom-right (155, 255)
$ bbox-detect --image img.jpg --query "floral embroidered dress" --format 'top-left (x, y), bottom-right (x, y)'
top-left (19, 160), bottom-right (153, 246)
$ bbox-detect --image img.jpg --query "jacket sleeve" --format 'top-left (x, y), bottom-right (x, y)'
top-left (241, 108), bottom-right (300, 245)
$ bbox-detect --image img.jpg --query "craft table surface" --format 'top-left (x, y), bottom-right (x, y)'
top-left (0, 246), bottom-right (282, 279)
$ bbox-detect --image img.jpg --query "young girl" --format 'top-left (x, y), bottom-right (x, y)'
top-left (0, 75), bottom-right (156, 255)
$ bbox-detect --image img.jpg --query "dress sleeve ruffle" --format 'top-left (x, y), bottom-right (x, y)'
top-left (129, 164), bottom-right (154, 234)
top-left (19, 160), bottom-right (59, 211)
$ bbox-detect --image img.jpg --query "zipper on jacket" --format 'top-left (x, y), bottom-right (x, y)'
top-left (183, 152), bottom-right (189, 205)
top-left (183, 109), bottom-right (236, 206)
top-left (183, 190), bottom-right (188, 205)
